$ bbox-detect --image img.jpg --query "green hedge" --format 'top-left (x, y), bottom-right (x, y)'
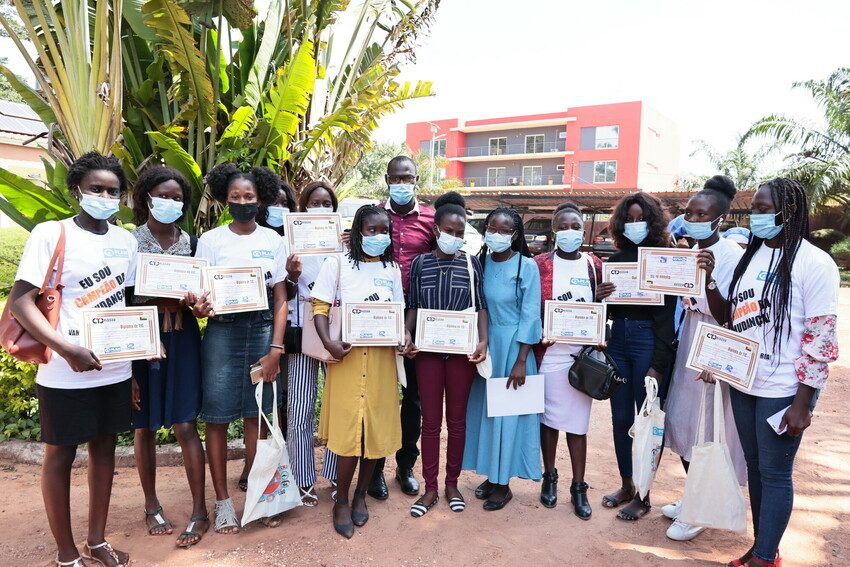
top-left (0, 350), bottom-right (39, 440)
top-left (832, 236), bottom-right (850, 269)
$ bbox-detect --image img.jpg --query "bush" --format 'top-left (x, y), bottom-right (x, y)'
top-left (831, 236), bottom-right (850, 268)
top-left (0, 227), bottom-right (28, 301)
top-left (0, 349), bottom-right (40, 440)
top-left (810, 228), bottom-right (846, 253)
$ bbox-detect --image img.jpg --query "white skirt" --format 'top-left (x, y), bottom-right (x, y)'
top-left (540, 367), bottom-right (593, 435)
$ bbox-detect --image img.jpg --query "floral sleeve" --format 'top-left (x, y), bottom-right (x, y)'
top-left (795, 315), bottom-right (839, 389)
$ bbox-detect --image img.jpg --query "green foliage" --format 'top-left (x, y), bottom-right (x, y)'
top-left (341, 141), bottom-right (405, 197)
top-left (0, 349), bottom-right (39, 440)
top-left (809, 228), bottom-right (846, 253)
top-left (689, 135), bottom-right (776, 191)
top-left (830, 236), bottom-right (850, 269)
top-left (0, 227), bottom-right (27, 299)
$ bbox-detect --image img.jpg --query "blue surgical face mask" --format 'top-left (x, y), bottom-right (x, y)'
top-left (555, 229), bottom-right (583, 253)
top-left (436, 230), bottom-right (465, 255)
top-left (80, 194), bottom-right (120, 220)
top-left (149, 197), bottom-right (184, 225)
top-left (750, 212), bottom-right (783, 240)
top-left (265, 206), bottom-right (289, 228)
top-left (306, 206), bottom-right (333, 214)
top-left (683, 216), bottom-right (721, 241)
top-left (623, 221), bottom-right (648, 245)
top-left (484, 231), bottom-right (513, 253)
top-left (361, 233), bottom-right (391, 257)
top-left (388, 183), bottom-right (415, 206)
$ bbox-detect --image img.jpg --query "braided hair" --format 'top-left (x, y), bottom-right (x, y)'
top-left (348, 204), bottom-right (395, 268)
top-left (478, 207), bottom-right (531, 302)
top-left (727, 178), bottom-right (809, 354)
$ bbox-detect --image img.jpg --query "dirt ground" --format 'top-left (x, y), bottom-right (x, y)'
top-left (2, 291), bottom-right (849, 566)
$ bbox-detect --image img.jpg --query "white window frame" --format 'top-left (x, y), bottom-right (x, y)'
top-left (488, 137), bottom-right (507, 156)
top-left (556, 164), bottom-right (565, 172)
top-left (433, 138), bottom-right (447, 157)
top-left (522, 165), bottom-right (543, 186)
top-left (593, 160), bottom-right (617, 184)
top-left (595, 125), bottom-right (619, 149)
top-left (524, 134), bottom-right (545, 154)
top-left (487, 167), bottom-right (506, 186)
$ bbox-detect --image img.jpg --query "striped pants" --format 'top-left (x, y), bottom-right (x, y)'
top-left (287, 353), bottom-right (338, 487)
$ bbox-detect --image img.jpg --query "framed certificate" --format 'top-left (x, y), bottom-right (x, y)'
top-left (342, 302), bottom-right (404, 346)
top-left (602, 262), bottom-right (664, 305)
top-left (543, 301), bottom-right (607, 345)
top-left (135, 253), bottom-right (208, 299)
top-left (415, 309), bottom-right (477, 355)
top-left (638, 247), bottom-right (705, 297)
top-left (203, 266), bottom-right (269, 314)
top-left (686, 321), bottom-right (760, 391)
top-left (80, 307), bottom-right (161, 362)
top-left (285, 212), bottom-right (344, 255)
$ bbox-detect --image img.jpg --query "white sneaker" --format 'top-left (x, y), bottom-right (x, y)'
top-left (661, 500), bottom-right (682, 520)
top-left (666, 518), bottom-right (706, 541)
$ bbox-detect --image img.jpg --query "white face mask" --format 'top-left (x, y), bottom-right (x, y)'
top-left (306, 206), bottom-right (333, 214)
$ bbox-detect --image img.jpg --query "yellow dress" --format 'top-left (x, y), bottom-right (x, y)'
top-left (313, 299), bottom-right (401, 459)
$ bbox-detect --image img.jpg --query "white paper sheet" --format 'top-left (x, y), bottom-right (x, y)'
top-left (486, 374), bottom-right (545, 418)
top-left (766, 404), bottom-right (792, 435)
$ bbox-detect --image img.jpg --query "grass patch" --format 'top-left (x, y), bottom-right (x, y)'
top-left (0, 227), bottom-right (28, 301)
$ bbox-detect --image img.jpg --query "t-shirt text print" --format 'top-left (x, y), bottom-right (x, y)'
top-left (194, 224), bottom-right (288, 288)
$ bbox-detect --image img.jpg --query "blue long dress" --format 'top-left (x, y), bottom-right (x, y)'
top-left (462, 252), bottom-right (543, 484)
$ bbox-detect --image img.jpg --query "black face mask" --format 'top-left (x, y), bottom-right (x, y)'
top-left (229, 202), bottom-right (258, 222)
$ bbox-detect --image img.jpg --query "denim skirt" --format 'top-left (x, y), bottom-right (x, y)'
top-left (200, 309), bottom-right (283, 423)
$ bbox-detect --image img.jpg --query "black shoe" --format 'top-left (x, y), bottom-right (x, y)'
top-left (367, 472), bottom-right (389, 500)
top-left (351, 489), bottom-right (369, 526)
top-left (395, 468), bottom-right (420, 496)
top-left (483, 488), bottom-right (513, 511)
top-left (474, 480), bottom-right (496, 500)
top-left (333, 501), bottom-right (354, 539)
top-left (570, 481), bottom-right (592, 520)
top-left (540, 469), bottom-right (558, 508)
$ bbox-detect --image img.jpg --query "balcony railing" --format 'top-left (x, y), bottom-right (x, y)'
top-left (464, 174), bottom-right (568, 188)
top-left (453, 140), bottom-right (567, 158)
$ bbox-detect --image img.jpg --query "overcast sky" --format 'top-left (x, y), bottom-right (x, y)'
top-left (369, 0), bottom-right (850, 175)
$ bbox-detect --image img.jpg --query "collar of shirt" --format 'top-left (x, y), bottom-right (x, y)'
top-left (385, 198), bottom-right (420, 217)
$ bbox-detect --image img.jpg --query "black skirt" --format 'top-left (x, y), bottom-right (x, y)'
top-left (37, 379), bottom-right (132, 446)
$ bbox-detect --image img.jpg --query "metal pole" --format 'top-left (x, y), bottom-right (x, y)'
top-left (429, 123), bottom-right (437, 190)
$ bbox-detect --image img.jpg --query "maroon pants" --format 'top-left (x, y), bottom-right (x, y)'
top-left (415, 352), bottom-right (477, 493)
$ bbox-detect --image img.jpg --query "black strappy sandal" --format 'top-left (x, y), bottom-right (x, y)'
top-left (144, 506), bottom-right (173, 535)
top-left (176, 514), bottom-right (209, 548)
top-left (616, 495), bottom-right (651, 521)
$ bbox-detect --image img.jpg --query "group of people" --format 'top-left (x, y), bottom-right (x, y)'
top-left (7, 151), bottom-right (840, 567)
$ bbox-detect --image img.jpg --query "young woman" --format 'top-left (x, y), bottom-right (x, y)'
top-left (462, 207), bottom-right (542, 511)
top-left (602, 192), bottom-right (677, 521)
top-left (533, 203), bottom-right (614, 520)
top-left (129, 166), bottom-right (209, 547)
top-left (9, 152), bottom-right (136, 567)
top-left (194, 164), bottom-right (289, 534)
top-left (310, 205), bottom-right (413, 538)
top-left (700, 178), bottom-right (839, 567)
top-left (662, 176), bottom-right (747, 541)
top-left (283, 180), bottom-right (340, 506)
top-left (406, 192), bottom-right (488, 517)
top-left (259, 179), bottom-right (297, 234)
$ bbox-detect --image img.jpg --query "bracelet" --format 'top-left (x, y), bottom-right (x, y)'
top-left (270, 343), bottom-right (285, 351)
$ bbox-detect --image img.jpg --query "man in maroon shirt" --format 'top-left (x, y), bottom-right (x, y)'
top-left (368, 155), bottom-right (436, 500)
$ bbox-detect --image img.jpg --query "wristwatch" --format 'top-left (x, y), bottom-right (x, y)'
top-left (707, 279), bottom-right (717, 291)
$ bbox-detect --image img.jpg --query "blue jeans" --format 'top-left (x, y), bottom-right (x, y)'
top-left (607, 318), bottom-right (656, 479)
top-left (730, 388), bottom-right (813, 563)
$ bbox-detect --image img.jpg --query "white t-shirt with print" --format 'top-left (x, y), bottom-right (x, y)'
top-left (311, 256), bottom-right (404, 306)
top-left (682, 238), bottom-right (744, 315)
top-left (729, 239), bottom-right (839, 398)
top-left (287, 253), bottom-right (341, 327)
top-left (15, 218), bottom-right (138, 389)
top-left (195, 224), bottom-right (288, 288)
top-left (540, 254), bottom-right (596, 373)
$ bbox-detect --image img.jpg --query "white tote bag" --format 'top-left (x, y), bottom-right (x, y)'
top-left (678, 382), bottom-right (747, 533)
top-left (630, 376), bottom-right (665, 499)
top-left (241, 381), bottom-right (302, 526)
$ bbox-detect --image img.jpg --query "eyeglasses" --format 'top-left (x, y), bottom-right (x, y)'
top-left (485, 225), bottom-right (516, 236)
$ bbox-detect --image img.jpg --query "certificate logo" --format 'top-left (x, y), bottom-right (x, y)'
top-left (672, 257), bottom-right (685, 263)
top-left (725, 364), bottom-right (734, 372)
top-left (104, 346), bottom-right (121, 353)
top-left (103, 248), bottom-right (129, 259)
top-left (708, 361), bottom-right (722, 370)
top-left (252, 250), bottom-right (274, 259)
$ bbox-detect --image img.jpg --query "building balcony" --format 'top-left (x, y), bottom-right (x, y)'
top-left (463, 174), bottom-right (571, 190)
top-left (449, 141), bottom-right (572, 162)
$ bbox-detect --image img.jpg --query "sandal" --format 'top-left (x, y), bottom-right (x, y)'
top-left (261, 513), bottom-right (285, 528)
top-left (237, 476), bottom-right (248, 492)
top-left (729, 549), bottom-right (782, 567)
top-left (81, 541), bottom-right (129, 567)
top-left (213, 498), bottom-right (240, 534)
top-left (299, 485), bottom-right (319, 507)
top-left (143, 505), bottom-right (173, 536)
top-left (410, 495), bottom-right (439, 518)
top-left (602, 487), bottom-right (635, 508)
top-left (176, 514), bottom-right (209, 548)
top-left (617, 495), bottom-right (651, 521)
top-left (56, 557), bottom-right (87, 567)
top-left (330, 480), bottom-right (338, 502)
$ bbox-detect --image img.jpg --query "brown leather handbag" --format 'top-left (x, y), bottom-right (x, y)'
top-left (0, 222), bottom-right (66, 364)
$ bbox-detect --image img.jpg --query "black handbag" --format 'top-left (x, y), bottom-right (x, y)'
top-left (568, 346), bottom-right (625, 401)
top-left (284, 292), bottom-right (303, 354)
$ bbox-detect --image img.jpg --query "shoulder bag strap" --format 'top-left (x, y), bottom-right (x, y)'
top-left (465, 251), bottom-right (475, 310)
top-left (41, 222), bottom-right (66, 292)
top-left (585, 253), bottom-right (597, 299)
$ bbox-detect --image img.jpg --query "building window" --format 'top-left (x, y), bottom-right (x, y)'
top-left (522, 165), bottom-right (542, 186)
top-left (556, 164), bottom-right (565, 172)
top-left (593, 160), bottom-right (617, 183)
top-left (595, 125), bottom-right (619, 149)
top-left (524, 134), bottom-right (544, 154)
top-left (489, 137), bottom-right (507, 156)
top-left (487, 167), bottom-right (506, 186)
top-left (433, 139), bottom-right (446, 157)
